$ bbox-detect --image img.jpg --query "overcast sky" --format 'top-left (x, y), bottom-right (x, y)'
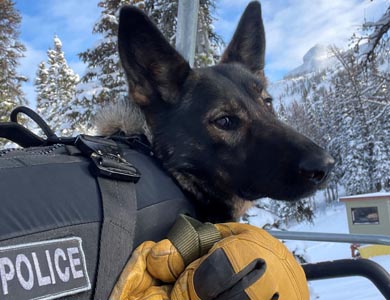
top-left (14, 0), bottom-right (388, 106)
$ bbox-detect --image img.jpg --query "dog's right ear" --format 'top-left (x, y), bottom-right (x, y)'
top-left (220, 1), bottom-right (265, 76)
top-left (118, 6), bottom-right (191, 106)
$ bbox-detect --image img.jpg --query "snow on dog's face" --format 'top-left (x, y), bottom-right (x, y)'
top-left (117, 1), bottom-right (334, 222)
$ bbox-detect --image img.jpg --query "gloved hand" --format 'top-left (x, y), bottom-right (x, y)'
top-left (171, 223), bottom-right (309, 300)
top-left (110, 218), bottom-right (309, 300)
top-left (109, 239), bottom-right (185, 300)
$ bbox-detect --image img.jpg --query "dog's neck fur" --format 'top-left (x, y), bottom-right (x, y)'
top-left (95, 97), bottom-right (152, 142)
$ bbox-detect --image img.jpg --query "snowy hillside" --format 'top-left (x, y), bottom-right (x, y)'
top-left (268, 76), bottom-right (306, 108)
top-left (285, 44), bottom-right (336, 79)
top-left (268, 44), bottom-right (337, 108)
top-left (249, 204), bottom-right (390, 299)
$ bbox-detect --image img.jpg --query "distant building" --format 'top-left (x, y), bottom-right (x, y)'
top-left (340, 192), bottom-right (390, 236)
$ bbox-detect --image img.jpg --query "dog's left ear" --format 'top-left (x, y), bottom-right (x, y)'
top-left (118, 6), bottom-right (191, 106)
top-left (220, 1), bottom-right (265, 76)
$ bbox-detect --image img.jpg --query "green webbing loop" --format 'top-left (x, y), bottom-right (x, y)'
top-left (167, 214), bottom-right (222, 266)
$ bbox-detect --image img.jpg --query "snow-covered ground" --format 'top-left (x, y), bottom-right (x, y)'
top-left (284, 205), bottom-right (390, 300)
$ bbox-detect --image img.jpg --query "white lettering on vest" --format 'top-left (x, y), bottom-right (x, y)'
top-left (15, 254), bottom-right (34, 290)
top-left (45, 250), bottom-right (56, 285)
top-left (67, 247), bottom-right (84, 279)
top-left (0, 237), bottom-right (91, 298)
top-left (0, 257), bottom-right (15, 295)
top-left (32, 252), bottom-right (51, 286)
top-left (54, 248), bottom-right (69, 282)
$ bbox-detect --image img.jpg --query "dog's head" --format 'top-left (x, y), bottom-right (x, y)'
top-left (118, 1), bottom-right (334, 221)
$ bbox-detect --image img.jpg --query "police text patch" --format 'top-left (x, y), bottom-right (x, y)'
top-left (0, 237), bottom-right (91, 300)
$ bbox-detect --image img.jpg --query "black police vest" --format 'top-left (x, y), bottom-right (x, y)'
top-left (0, 140), bottom-right (195, 300)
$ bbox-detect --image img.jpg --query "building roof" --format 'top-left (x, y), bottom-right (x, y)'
top-left (340, 192), bottom-right (390, 202)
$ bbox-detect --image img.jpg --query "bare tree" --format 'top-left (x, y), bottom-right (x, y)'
top-left (353, 5), bottom-right (390, 64)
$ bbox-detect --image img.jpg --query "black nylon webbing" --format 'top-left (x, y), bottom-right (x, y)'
top-left (93, 177), bottom-right (137, 300)
top-left (0, 122), bottom-right (45, 147)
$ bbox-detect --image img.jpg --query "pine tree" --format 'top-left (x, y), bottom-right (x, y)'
top-left (35, 61), bottom-right (49, 116)
top-left (337, 60), bottom-right (373, 191)
top-left (35, 36), bottom-right (79, 135)
top-left (326, 47), bottom-right (389, 194)
top-left (370, 70), bottom-right (390, 191)
top-left (0, 0), bottom-right (27, 145)
top-left (77, 0), bottom-right (143, 131)
top-left (343, 5), bottom-right (390, 192)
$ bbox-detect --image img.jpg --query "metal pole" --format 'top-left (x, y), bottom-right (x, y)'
top-left (176, 0), bottom-right (200, 67)
top-left (267, 230), bottom-right (390, 246)
top-left (303, 259), bottom-right (390, 299)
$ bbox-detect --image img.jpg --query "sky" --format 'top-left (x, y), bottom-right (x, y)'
top-left (13, 0), bottom-right (389, 107)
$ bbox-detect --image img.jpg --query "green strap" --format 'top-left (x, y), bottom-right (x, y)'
top-left (167, 214), bottom-right (222, 266)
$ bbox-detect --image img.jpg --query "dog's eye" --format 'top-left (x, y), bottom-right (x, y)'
top-left (213, 116), bottom-right (240, 130)
top-left (263, 97), bottom-right (273, 107)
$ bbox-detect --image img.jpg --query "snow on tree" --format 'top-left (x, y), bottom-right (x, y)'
top-left (35, 61), bottom-right (49, 115)
top-left (35, 35), bottom-right (79, 136)
top-left (0, 0), bottom-right (27, 145)
top-left (330, 47), bottom-right (390, 194)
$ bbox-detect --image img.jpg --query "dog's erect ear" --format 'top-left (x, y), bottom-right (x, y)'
top-left (118, 6), bottom-right (191, 106)
top-left (220, 1), bottom-right (265, 75)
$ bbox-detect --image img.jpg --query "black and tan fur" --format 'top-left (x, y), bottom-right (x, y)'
top-left (99, 1), bottom-right (335, 222)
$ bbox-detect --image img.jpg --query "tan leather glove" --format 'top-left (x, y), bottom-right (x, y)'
top-left (110, 215), bottom-right (215, 300)
top-left (170, 223), bottom-right (309, 300)
top-left (110, 217), bottom-right (309, 300)
top-left (109, 239), bottom-right (184, 300)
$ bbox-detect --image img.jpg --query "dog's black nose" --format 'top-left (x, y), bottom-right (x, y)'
top-left (299, 154), bottom-right (335, 185)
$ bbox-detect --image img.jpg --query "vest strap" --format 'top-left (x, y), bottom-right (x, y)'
top-left (76, 136), bottom-right (140, 300)
top-left (93, 177), bottom-right (137, 300)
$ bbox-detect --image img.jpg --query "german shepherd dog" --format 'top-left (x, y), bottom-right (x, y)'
top-left (107, 1), bottom-right (334, 223)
